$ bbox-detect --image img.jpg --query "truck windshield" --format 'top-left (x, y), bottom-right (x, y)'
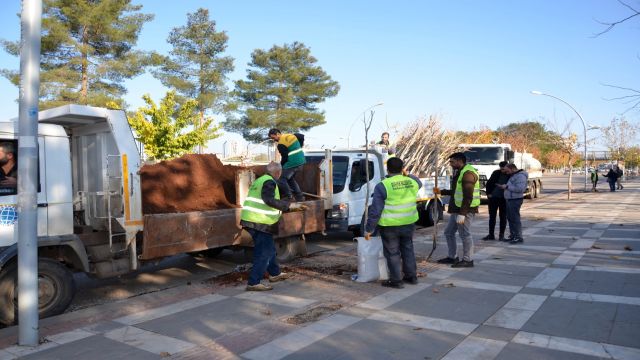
top-left (462, 147), bottom-right (504, 165)
top-left (305, 156), bottom-right (350, 193)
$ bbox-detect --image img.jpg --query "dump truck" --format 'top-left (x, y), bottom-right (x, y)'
top-left (0, 105), bottom-right (327, 325)
top-left (459, 143), bottom-right (543, 199)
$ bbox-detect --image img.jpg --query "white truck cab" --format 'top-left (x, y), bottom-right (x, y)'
top-left (305, 147), bottom-right (446, 236)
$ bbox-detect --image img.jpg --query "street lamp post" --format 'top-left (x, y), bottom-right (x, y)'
top-left (347, 102), bottom-right (384, 148)
top-left (531, 91), bottom-right (588, 192)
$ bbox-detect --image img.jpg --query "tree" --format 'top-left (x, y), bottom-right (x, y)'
top-left (1, 0), bottom-right (155, 109)
top-left (129, 91), bottom-right (221, 160)
top-left (597, 117), bottom-right (639, 161)
top-left (595, 1), bottom-right (640, 112)
top-left (227, 42), bottom-right (340, 142)
top-left (152, 8), bottom-right (234, 151)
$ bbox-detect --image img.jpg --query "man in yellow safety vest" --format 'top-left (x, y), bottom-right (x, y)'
top-left (240, 162), bottom-right (306, 291)
top-left (364, 157), bottom-right (422, 289)
top-left (434, 152), bottom-right (480, 268)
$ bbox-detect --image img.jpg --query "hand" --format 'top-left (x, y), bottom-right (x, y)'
top-left (498, 184), bottom-right (507, 189)
top-left (402, 168), bottom-right (409, 176)
top-left (0, 177), bottom-right (17, 187)
top-left (364, 232), bottom-right (371, 240)
top-left (456, 214), bottom-right (466, 225)
top-left (289, 203), bottom-right (308, 211)
top-left (433, 187), bottom-right (440, 195)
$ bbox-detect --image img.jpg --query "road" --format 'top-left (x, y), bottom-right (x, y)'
top-left (63, 174), bottom-right (603, 313)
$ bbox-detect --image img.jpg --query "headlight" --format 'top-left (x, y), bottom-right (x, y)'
top-left (329, 203), bottom-right (348, 218)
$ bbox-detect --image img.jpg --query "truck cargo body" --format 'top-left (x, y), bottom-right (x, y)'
top-left (0, 105), bottom-right (323, 325)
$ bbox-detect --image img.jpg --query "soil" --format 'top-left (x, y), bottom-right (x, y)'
top-left (140, 154), bottom-right (319, 214)
top-left (140, 154), bottom-right (265, 214)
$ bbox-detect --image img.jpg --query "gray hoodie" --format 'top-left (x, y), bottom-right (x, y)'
top-left (504, 170), bottom-right (528, 200)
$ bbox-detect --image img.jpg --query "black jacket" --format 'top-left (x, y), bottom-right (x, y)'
top-left (485, 169), bottom-right (510, 198)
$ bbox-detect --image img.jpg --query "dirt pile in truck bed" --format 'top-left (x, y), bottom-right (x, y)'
top-left (140, 154), bottom-right (264, 214)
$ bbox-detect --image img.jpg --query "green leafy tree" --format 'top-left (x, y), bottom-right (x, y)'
top-left (129, 91), bottom-right (221, 160)
top-left (1, 0), bottom-right (155, 109)
top-left (152, 8), bottom-right (234, 137)
top-left (227, 42), bottom-right (340, 142)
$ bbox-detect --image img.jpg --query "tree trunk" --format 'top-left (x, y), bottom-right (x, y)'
top-left (80, 27), bottom-right (89, 104)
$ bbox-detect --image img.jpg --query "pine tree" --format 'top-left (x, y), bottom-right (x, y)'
top-left (227, 42), bottom-right (340, 142)
top-left (0, 0), bottom-right (155, 109)
top-left (129, 91), bottom-right (222, 160)
top-left (152, 8), bottom-right (234, 129)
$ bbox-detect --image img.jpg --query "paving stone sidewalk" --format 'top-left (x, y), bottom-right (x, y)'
top-left (1, 180), bottom-right (639, 360)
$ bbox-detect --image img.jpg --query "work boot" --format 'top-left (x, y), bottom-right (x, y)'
top-left (246, 283), bottom-right (273, 291)
top-left (381, 280), bottom-right (404, 289)
top-left (509, 238), bottom-right (524, 245)
top-left (498, 233), bottom-right (506, 241)
top-left (402, 276), bottom-right (418, 285)
top-left (482, 234), bottom-right (495, 241)
top-left (451, 260), bottom-right (474, 268)
top-left (436, 257), bottom-right (459, 264)
top-left (269, 272), bottom-right (294, 283)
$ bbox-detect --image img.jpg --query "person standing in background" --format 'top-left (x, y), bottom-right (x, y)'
top-left (483, 161), bottom-right (510, 241)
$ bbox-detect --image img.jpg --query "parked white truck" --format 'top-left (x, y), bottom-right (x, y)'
top-left (305, 146), bottom-right (448, 237)
top-left (459, 143), bottom-right (543, 199)
top-left (0, 105), bottom-right (326, 325)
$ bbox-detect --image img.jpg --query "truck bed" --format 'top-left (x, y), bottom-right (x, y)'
top-left (140, 200), bottom-right (325, 260)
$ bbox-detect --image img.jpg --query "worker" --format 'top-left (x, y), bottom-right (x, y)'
top-left (0, 142), bottom-right (17, 190)
top-left (434, 152), bottom-right (480, 268)
top-left (240, 161), bottom-right (305, 291)
top-left (268, 128), bottom-right (306, 201)
top-left (364, 157), bottom-right (421, 288)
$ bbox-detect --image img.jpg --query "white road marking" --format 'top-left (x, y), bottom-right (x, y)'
top-left (114, 294), bottom-right (227, 325)
top-left (235, 292), bottom-right (317, 308)
top-left (512, 331), bottom-right (640, 359)
top-left (526, 268), bottom-right (571, 289)
top-left (441, 336), bottom-right (508, 360)
top-left (241, 314), bottom-right (361, 360)
top-left (358, 283), bottom-right (431, 310)
top-left (551, 291), bottom-right (640, 306)
top-left (368, 309), bottom-right (478, 336)
top-left (575, 265), bottom-right (640, 274)
top-left (104, 325), bottom-right (196, 355)
top-left (437, 279), bottom-right (521, 293)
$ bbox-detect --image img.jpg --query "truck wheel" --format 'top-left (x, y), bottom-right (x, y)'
top-left (276, 236), bottom-right (300, 263)
top-left (419, 201), bottom-right (444, 227)
top-left (526, 182), bottom-right (536, 200)
top-left (535, 182), bottom-right (542, 198)
top-left (0, 258), bottom-right (76, 325)
top-left (202, 247), bottom-right (224, 257)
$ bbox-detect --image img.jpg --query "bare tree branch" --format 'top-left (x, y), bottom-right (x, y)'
top-left (593, 0), bottom-right (640, 37)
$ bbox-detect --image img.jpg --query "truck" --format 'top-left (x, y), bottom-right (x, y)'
top-left (304, 146), bottom-right (448, 237)
top-left (0, 105), bottom-right (327, 325)
top-left (459, 143), bottom-right (543, 199)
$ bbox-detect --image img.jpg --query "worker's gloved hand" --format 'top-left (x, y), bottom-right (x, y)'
top-left (456, 214), bottom-right (466, 225)
top-left (433, 187), bottom-right (440, 195)
top-left (364, 232), bottom-right (371, 240)
top-left (289, 203), bottom-right (308, 211)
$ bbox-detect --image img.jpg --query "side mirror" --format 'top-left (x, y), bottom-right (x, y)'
top-left (507, 150), bottom-right (515, 162)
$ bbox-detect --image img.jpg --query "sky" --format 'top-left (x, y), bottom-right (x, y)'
top-left (1, 0), bottom-right (639, 154)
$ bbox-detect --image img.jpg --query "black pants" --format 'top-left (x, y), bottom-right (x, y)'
top-left (488, 196), bottom-right (507, 237)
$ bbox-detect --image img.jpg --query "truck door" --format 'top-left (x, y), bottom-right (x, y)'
top-left (0, 138), bottom-right (47, 248)
top-left (347, 158), bottom-right (377, 226)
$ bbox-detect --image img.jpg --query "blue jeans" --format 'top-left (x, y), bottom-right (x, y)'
top-left (506, 198), bottom-right (523, 239)
top-left (278, 165), bottom-right (304, 200)
top-left (444, 213), bottom-right (475, 261)
top-left (608, 180), bottom-right (616, 192)
top-left (380, 224), bottom-right (417, 282)
top-left (247, 228), bottom-right (281, 285)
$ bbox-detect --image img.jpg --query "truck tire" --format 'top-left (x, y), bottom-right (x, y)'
top-left (535, 181), bottom-right (542, 198)
top-left (418, 201), bottom-right (444, 227)
top-left (202, 247), bottom-right (224, 257)
top-left (276, 236), bottom-right (298, 263)
top-left (0, 258), bottom-right (76, 326)
top-left (527, 182), bottom-right (537, 200)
